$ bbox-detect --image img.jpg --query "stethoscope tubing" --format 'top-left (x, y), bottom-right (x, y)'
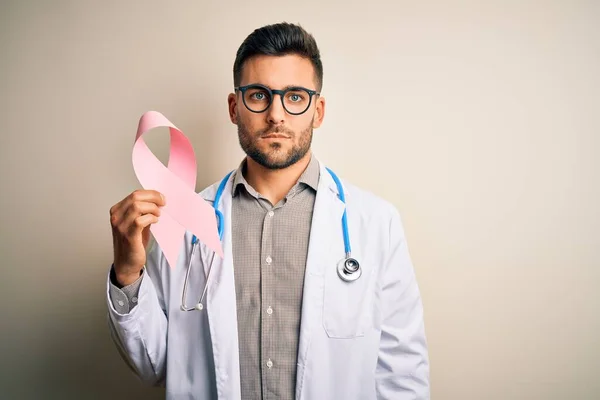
top-left (181, 167), bottom-right (360, 311)
top-left (181, 242), bottom-right (217, 311)
top-left (325, 167), bottom-right (351, 257)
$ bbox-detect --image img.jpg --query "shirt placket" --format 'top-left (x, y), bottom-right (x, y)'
top-left (260, 204), bottom-right (277, 399)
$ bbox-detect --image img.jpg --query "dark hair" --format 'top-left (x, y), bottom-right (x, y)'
top-left (233, 22), bottom-right (323, 91)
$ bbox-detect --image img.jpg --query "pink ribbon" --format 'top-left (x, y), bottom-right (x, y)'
top-left (132, 111), bottom-right (223, 268)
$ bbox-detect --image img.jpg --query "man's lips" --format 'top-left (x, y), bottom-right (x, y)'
top-left (261, 134), bottom-right (290, 139)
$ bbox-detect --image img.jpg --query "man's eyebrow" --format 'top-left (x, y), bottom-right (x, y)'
top-left (280, 84), bottom-right (310, 91)
top-left (252, 84), bottom-right (308, 91)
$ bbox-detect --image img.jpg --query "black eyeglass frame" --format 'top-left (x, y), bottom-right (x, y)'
top-left (234, 84), bottom-right (321, 115)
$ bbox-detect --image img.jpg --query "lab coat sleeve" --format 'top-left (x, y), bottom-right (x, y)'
top-left (375, 208), bottom-right (430, 399)
top-left (106, 243), bottom-right (168, 386)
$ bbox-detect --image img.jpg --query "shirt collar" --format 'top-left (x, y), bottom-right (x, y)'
top-left (232, 154), bottom-right (320, 197)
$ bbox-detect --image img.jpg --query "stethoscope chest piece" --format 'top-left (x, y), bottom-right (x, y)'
top-left (337, 257), bottom-right (361, 282)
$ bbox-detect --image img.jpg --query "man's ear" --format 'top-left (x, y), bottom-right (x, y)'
top-left (312, 96), bottom-right (326, 129)
top-left (228, 93), bottom-right (238, 124)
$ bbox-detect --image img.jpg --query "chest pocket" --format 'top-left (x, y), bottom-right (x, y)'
top-left (322, 256), bottom-right (375, 338)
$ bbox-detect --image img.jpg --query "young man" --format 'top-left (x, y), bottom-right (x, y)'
top-left (108, 22), bottom-right (430, 399)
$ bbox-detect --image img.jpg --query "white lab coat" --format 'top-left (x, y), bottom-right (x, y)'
top-left (106, 162), bottom-right (430, 399)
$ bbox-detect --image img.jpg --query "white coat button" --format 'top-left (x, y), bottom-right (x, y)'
top-left (268, 211), bottom-right (274, 217)
top-left (266, 256), bottom-right (272, 265)
top-left (266, 359), bottom-right (273, 368)
top-left (267, 306), bottom-right (273, 315)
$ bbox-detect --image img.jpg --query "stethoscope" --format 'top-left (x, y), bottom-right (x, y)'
top-left (181, 167), bottom-right (361, 312)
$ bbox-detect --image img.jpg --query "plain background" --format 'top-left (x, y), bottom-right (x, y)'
top-left (1, 0), bottom-right (598, 399)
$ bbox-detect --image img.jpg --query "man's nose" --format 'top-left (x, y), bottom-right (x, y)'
top-left (266, 94), bottom-right (286, 125)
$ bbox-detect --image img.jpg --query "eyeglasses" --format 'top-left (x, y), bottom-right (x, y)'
top-left (235, 84), bottom-right (320, 115)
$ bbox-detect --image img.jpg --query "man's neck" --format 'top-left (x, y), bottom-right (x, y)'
top-left (244, 152), bottom-right (312, 205)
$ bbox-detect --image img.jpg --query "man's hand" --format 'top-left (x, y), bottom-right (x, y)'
top-left (109, 189), bottom-right (165, 286)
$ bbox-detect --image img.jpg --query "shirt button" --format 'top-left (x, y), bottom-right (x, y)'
top-left (118, 300), bottom-right (124, 307)
top-left (267, 306), bottom-right (273, 315)
top-left (132, 297), bottom-right (138, 303)
top-left (266, 256), bottom-right (272, 265)
top-left (268, 211), bottom-right (274, 217)
top-left (266, 359), bottom-right (273, 369)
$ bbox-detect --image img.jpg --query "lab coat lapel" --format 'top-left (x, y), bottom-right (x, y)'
top-left (304, 165), bottom-right (346, 277)
top-left (201, 176), bottom-right (241, 400)
top-left (296, 164), bottom-right (346, 398)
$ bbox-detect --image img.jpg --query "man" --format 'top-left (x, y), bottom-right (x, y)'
top-left (108, 22), bottom-right (430, 399)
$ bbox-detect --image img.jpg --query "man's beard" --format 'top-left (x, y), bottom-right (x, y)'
top-left (237, 120), bottom-right (313, 170)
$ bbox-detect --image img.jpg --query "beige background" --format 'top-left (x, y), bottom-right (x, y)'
top-left (1, 0), bottom-right (598, 399)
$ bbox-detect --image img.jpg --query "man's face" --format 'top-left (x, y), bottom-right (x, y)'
top-left (228, 54), bottom-right (325, 169)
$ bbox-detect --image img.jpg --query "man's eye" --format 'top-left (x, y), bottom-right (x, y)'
top-left (250, 92), bottom-right (267, 100)
top-left (288, 93), bottom-right (304, 102)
